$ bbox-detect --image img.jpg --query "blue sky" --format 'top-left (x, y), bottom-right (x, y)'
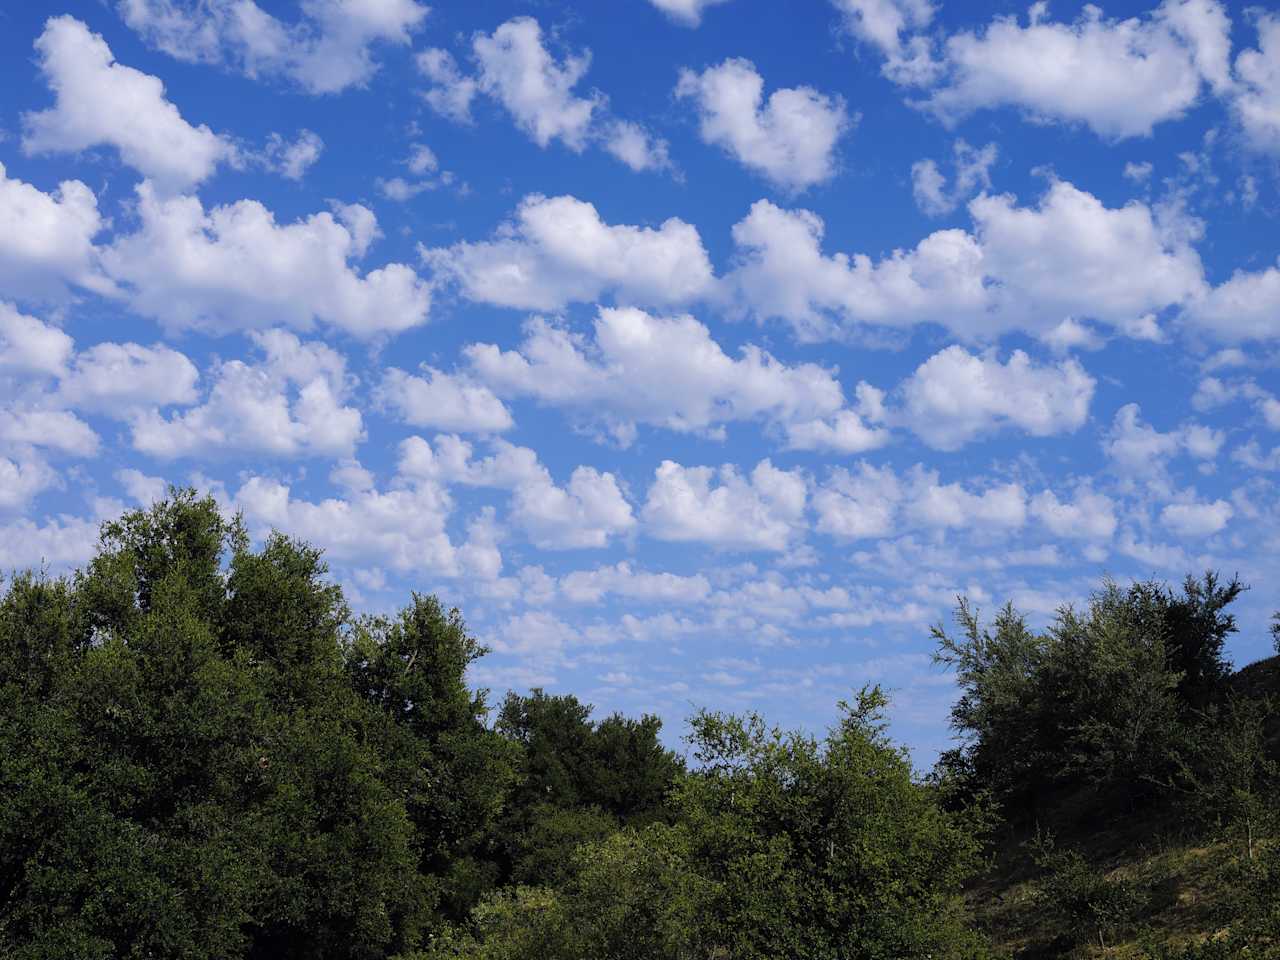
top-left (1, 0), bottom-right (1278, 763)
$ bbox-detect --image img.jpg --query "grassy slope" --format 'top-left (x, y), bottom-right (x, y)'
top-left (970, 656), bottom-right (1280, 959)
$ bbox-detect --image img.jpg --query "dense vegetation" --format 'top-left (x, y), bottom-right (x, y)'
top-left (1, 490), bottom-right (1277, 958)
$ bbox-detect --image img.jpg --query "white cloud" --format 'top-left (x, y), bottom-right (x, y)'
top-left (603, 121), bottom-right (673, 173)
top-left (423, 194), bottom-right (713, 311)
top-left (642, 459), bottom-right (807, 551)
top-left (1232, 13), bottom-right (1280, 154)
top-left (832, 0), bottom-right (939, 85)
top-left (23, 16), bottom-right (237, 191)
top-left (967, 181), bottom-right (1204, 334)
top-left (510, 463), bottom-right (635, 551)
top-left (907, 475), bottom-right (1027, 530)
top-left (234, 472), bottom-right (461, 575)
top-left (1124, 160), bottom-right (1155, 182)
top-left (1186, 261), bottom-right (1280, 341)
top-left (1233, 441), bottom-right (1280, 471)
top-left (118, 0), bottom-right (428, 94)
top-left (728, 181), bottom-right (1204, 341)
top-left (416, 49), bottom-right (479, 122)
top-left (398, 435), bottom-right (635, 550)
top-left (1104, 403), bottom-right (1182, 475)
top-left (1102, 403), bottom-right (1221, 480)
top-left (726, 198), bottom-right (986, 340)
top-left (560, 562), bottom-right (711, 604)
top-left (376, 366), bottom-right (514, 433)
top-left (420, 17), bottom-right (599, 149)
top-left (466, 308), bottom-right (859, 445)
top-left (0, 163), bottom-right (110, 302)
top-left (0, 456), bottom-right (59, 511)
top-left (675, 58), bottom-right (850, 191)
top-left (419, 18), bottom-right (671, 174)
top-left (647, 0), bottom-right (733, 27)
top-left (0, 512), bottom-right (101, 568)
top-left (1030, 487), bottom-right (1119, 540)
top-left (921, 0), bottom-right (1232, 139)
top-left (471, 17), bottom-right (600, 150)
top-left (898, 346), bottom-right (1095, 450)
top-left (376, 142), bottom-right (462, 201)
top-left (116, 468), bottom-right (167, 506)
top-left (0, 302), bottom-right (74, 377)
top-left (1161, 497), bottom-right (1233, 536)
top-left (1194, 377), bottom-right (1280, 429)
top-left (130, 330), bottom-right (363, 460)
top-left (813, 462), bottom-right (1027, 540)
top-left (58, 341), bottom-right (199, 415)
top-left (910, 140), bottom-right (997, 216)
top-left (102, 184), bottom-right (430, 337)
top-left (813, 462), bottom-right (901, 540)
top-left (261, 130), bottom-right (324, 181)
top-left (0, 409), bottom-right (98, 458)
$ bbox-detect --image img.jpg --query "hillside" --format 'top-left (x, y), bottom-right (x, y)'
top-left (972, 655), bottom-right (1280, 959)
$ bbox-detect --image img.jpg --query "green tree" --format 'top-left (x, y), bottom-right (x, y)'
top-left (0, 489), bottom-right (512, 959)
top-left (672, 687), bottom-right (991, 960)
top-left (493, 690), bottom-right (681, 887)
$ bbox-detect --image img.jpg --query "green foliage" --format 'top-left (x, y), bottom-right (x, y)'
top-left (421, 689), bottom-right (992, 960)
top-left (492, 689), bottom-right (682, 887)
top-left (1175, 694), bottom-right (1279, 859)
top-left (1031, 833), bottom-right (1148, 949)
top-left (933, 575), bottom-right (1247, 818)
top-left (0, 489), bottom-right (512, 959)
top-left (669, 687), bottom-right (992, 960)
top-left (13, 488), bottom-right (1271, 959)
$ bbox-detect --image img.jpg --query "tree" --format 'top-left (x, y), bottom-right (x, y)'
top-left (492, 690), bottom-right (682, 887)
top-left (1178, 694), bottom-right (1278, 860)
top-left (0, 489), bottom-right (517, 959)
top-left (672, 687), bottom-right (991, 960)
top-left (344, 597), bottom-right (519, 923)
top-left (1031, 834), bottom-right (1147, 951)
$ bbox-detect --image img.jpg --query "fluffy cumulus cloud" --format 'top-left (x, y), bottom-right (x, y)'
top-left (920, 0), bottom-right (1233, 138)
top-left (376, 366), bottom-right (514, 434)
top-left (813, 462), bottom-right (1029, 541)
top-left (101, 184), bottom-right (430, 336)
top-left (911, 140), bottom-right (997, 217)
top-left (560, 561), bottom-right (711, 604)
top-left (0, 302), bottom-right (74, 377)
top-left (675, 58), bottom-right (850, 191)
top-left (23, 16), bottom-right (237, 191)
top-left (233, 471), bottom-right (463, 576)
top-left (642, 459), bottom-right (807, 551)
top-left (423, 194), bottom-right (713, 311)
top-left (832, 0), bottom-right (939, 85)
top-left (728, 179), bottom-right (1205, 341)
top-left (464, 308), bottom-right (877, 447)
top-left (0, 305), bottom-right (211, 508)
top-left (898, 346), bottom-right (1096, 450)
top-left (1029, 487), bottom-right (1119, 541)
top-left (118, 0), bottom-right (428, 94)
top-left (0, 164), bottom-right (111, 302)
top-left (646, 0), bottom-right (734, 27)
top-left (1102, 404), bottom-right (1223, 484)
top-left (130, 331), bottom-right (363, 460)
top-left (1185, 261), bottom-right (1280, 341)
top-left (399, 435), bottom-right (635, 550)
top-left (1160, 497), bottom-right (1233, 537)
top-left (1233, 14), bottom-right (1280, 154)
top-left (418, 17), bottom-right (669, 171)
top-left (0, 512), bottom-right (103, 567)
top-left (58, 341), bottom-right (199, 415)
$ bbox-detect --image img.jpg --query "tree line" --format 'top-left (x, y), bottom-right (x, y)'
top-left (1, 490), bottom-right (1277, 958)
